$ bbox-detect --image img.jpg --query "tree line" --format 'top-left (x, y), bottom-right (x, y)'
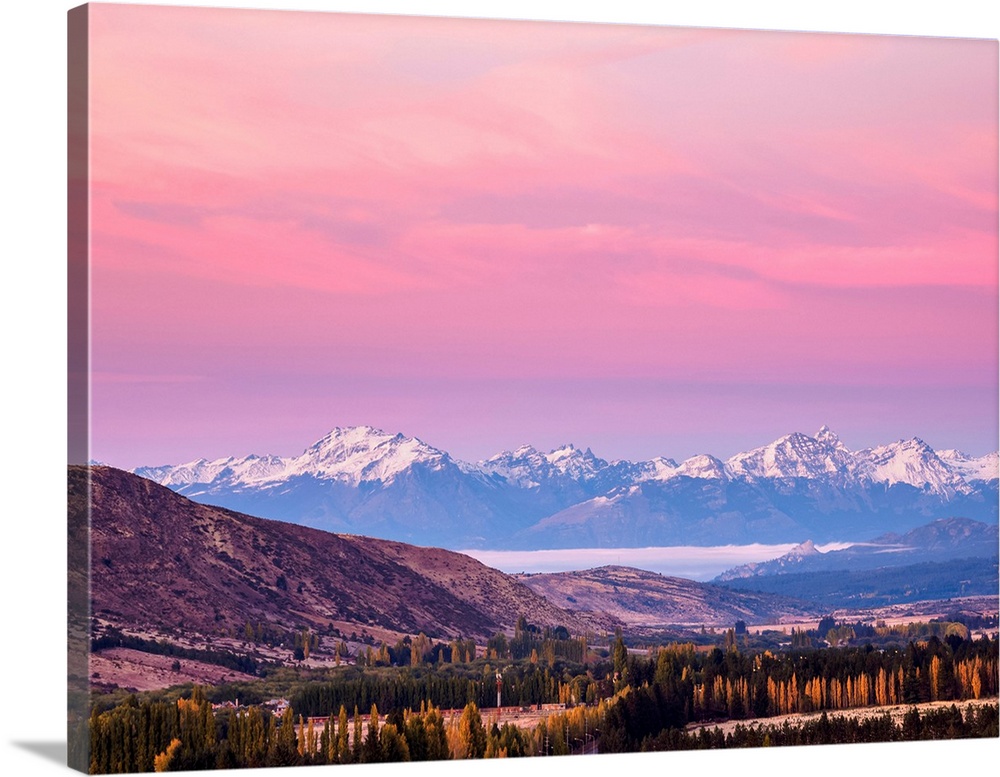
top-left (85, 691), bottom-right (559, 772)
top-left (598, 633), bottom-right (998, 751)
top-left (643, 702), bottom-right (999, 750)
top-left (289, 660), bottom-right (593, 718)
top-left (91, 630), bottom-right (260, 676)
top-left (83, 632), bottom-right (998, 772)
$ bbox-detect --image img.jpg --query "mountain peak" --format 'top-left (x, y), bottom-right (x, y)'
top-left (725, 428), bottom-right (856, 480)
top-left (861, 437), bottom-right (969, 496)
top-left (310, 424), bottom-right (387, 444)
top-left (544, 443), bottom-right (608, 478)
top-left (677, 454), bottom-right (727, 480)
top-left (788, 539), bottom-right (819, 557)
top-left (936, 449), bottom-right (999, 482)
top-left (546, 444), bottom-right (579, 460)
top-left (815, 424), bottom-right (840, 443)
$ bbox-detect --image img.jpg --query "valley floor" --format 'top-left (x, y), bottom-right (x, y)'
top-left (90, 648), bottom-right (258, 693)
top-left (748, 594), bottom-right (999, 637)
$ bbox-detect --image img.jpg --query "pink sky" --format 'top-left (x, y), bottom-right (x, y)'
top-left (87, 5), bottom-right (998, 466)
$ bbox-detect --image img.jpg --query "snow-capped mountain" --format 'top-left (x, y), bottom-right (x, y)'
top-left (633, 456), bottom-right (680, 481)
top-left (134, 426), bottom-right (452, 492)
top-left (632, 453), bottom-right (727, 482)
top-left (858, 437), bottom-right (971, 497)
top-left (138, 454), bottom-right (288, 491)
top-left (722, 426), bottom-right (970, 497)
top-left (936, 449), bottom-right (1000, 483)
top-left (725, 426), bottom-right (858, 481)
top-left (132, 425), bottom-right (999, 549)
top-left (676, 454), bottom-right (730, 481)
top-left (479, 443), bottom-right (610, 488)
top-left (289, 426), bottom-right (451, 485)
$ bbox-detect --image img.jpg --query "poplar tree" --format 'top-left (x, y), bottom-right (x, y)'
top-left (453, 702), bottom-right (487, 759)
top-left (318, 718), bottom-right (331, 765)
top-left (337, 705), bottom-right (350, 762)
top-left (380, 723), bottom-right (411, 762)
top-left (352, 705), bottom-right (363, 761)
top-left (153, 738), bottom-right (181, 772)
top-left (364, 704), bottom-right (381, 762)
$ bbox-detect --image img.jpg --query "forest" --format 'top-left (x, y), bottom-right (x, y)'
top-left (79, 626), bottom-right (999, 773)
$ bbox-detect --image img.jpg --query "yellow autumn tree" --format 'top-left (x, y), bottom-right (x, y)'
top-left (153, 738), bottom-right (181, 773)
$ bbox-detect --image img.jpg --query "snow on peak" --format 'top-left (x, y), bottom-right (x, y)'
top-left (479, 445), bottom-right (549, 487)
top-left (296, 426), bottom-right (449, 484)
top-left (479, 442), bottom-right (608, 485)
top-left (721, 428), bottom-right (978, 495)
top-left (306, 425), bottom-right (395, 454)
top-left (635, 456), bottom-right (681, 482)
top-left (137, 453), bottom-right (289, 489)
top-left (936, 449), bottom-right (1000, 483)
top-left (815, 425), bottom-right (849, 451)
top-left (725, 429), bottom-right (856, 480)
top-left (545, 444), bottom-right (579, 463)
top-left (134, 426), bottom-right (453, 491)
top-left (133, 425), bottom-right (993, 501)
top-left (544, 444), bottom-right (606, 479)
top-left (859, 438), bottom-right (970, 496)
top-left (676, 454), bottom-right (728, 480)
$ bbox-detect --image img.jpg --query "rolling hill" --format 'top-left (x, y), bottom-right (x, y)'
top-left (75, 465), bottom-right (581, 642)
top-left (516, 565), bottom-right (822, 629)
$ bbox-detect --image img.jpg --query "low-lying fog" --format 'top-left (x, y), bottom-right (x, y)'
top-left (463, 543), bottom-right (853, 582)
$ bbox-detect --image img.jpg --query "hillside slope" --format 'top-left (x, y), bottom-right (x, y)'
top-left (516, 565), bottom-right (821, 628)
top-left (76, 466), bottom-right (581, 642)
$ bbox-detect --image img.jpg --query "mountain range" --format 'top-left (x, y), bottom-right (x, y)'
top-left (133, 425), bottom-right (999, 549)
top-left (75, 466), bottom-right (820, 646)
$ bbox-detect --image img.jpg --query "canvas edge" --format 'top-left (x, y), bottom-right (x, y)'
top-left (68, 3), bottom-right (91, 773)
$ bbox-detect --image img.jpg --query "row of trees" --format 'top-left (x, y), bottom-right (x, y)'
top-left (289, 660), bottom-right (598, 718)
top-left (357, 621), bottom-right (588, 669)
top-left (642, 702), bottom-right (999, 751)
top-left (91, 630), bottom-right (259, 676)
top-left (87, 691), bottom-right (555, 772)
top-left (360, 635), bottom-right (478, 667)
top-left (87, 682), bottom-right (1000, 773)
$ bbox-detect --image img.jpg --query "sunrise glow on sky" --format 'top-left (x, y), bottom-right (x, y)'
top-left (86, 4), bottom-right (998, 467)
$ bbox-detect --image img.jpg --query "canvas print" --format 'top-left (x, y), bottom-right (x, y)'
top-left (68, 2), bottom-right (999, 774)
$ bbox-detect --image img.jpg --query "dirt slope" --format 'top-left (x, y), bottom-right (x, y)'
top-left (76, 466), bottom-right (582, 642)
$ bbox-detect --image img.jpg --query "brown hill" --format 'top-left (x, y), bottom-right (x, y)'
top-left (75, 466), bottom-right (582, 642)
top-left (517, 565), bottom-right (822, 629)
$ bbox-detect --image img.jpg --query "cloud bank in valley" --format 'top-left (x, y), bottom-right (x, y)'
top-left (464, 543), bottom-right (855, 581)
